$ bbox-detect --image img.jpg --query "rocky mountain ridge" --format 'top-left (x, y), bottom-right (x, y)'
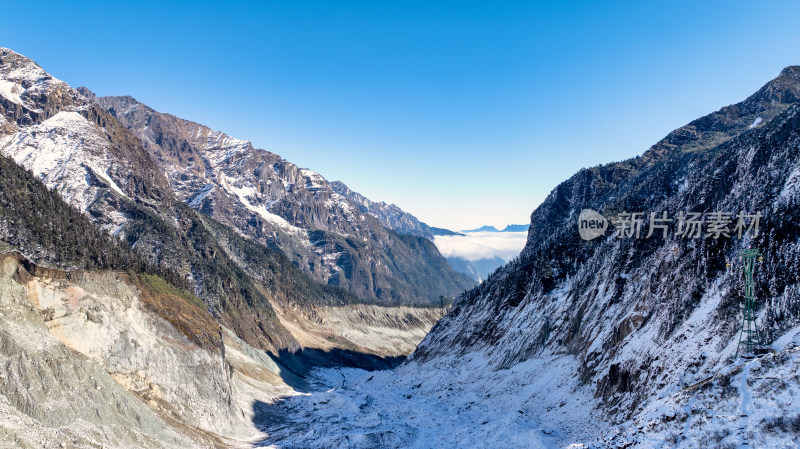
top-left (81, 90), bottom-right (473, 305)
top-left (406, 65), bottom-right (800, 446)
top-left (462, 224), bottom-right (529, 233)
top-left (328, 180), bottom-right (462, 239)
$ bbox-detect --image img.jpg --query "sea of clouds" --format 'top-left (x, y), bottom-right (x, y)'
top-left (433, 231), bottom-right (528, 262)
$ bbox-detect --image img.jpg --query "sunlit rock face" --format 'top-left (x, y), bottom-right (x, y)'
top-left (86, 92), bottom-right (474, 306)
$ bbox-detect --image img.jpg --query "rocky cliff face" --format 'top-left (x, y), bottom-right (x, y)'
top-left (401, 66), bottom-right (800, 445)
top-left (84, 93), bottom-right (474, 305)
top-left (0, 252), bottom-right (295, 448)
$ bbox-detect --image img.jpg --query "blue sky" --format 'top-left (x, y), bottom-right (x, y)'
top-left (3, 1), bottom-right (800, 230)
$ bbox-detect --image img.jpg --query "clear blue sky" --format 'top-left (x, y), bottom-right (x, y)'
top-left (3, 1), bottom-right (799, 230)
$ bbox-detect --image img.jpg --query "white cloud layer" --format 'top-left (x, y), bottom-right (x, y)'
top-left (433, 231), bottom-right (528, 262)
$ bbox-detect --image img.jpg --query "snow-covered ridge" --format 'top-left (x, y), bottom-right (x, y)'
top-left (87, 92), bottom-right (407, 245)
top-left (199, 127), bottom-right (253, 166)
top-left (54, 71), bottom-right (473, 305)
top-left (0, 48), bottom-right (71, 113)
top-left (0, 110), bottom-right (126, 229)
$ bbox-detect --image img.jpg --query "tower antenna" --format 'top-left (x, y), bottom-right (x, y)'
top-left (735, 248), bottom-right (766, 358)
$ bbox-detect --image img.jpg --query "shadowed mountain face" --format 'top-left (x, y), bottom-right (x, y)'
top-left (411, 67), bottom-right (800, 438)
top-left (83, 91), bottom-right (474, 305)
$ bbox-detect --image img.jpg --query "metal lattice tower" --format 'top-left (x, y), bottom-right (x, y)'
top-left (735, 248), bottom-right (762, 358)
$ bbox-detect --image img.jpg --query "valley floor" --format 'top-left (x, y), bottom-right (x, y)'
top-left (254, 334), bottom-right (800, 449)
top-left (3, 250), bottom-right (800, 448)
top-left (254, 353), bottom-right (601, 449)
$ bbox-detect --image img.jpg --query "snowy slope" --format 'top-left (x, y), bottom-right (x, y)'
top-left (257, 65), bottom-right (800, 448)
top-left (599, 335), bottom-right (800, 448)
top-left (0, 110), bottom-right (127, 227)
top-left (0, 49), bottom-right (137, 230)
top-left (258, 324), bottom-right (800, 448)
top-left (402, 66), bottom-right (800, 447)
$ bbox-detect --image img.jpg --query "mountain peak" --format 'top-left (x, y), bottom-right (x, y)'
top-left (463, 225), bottom-right (500, 233)
top-left (75, 86), bottom-right (96, 101)
top-left (0, 48), bottom-right (86, 128)
top-left (0, 47), bottom-right (33, 64)
top-left (634, 64), bottom-right (800, 164)
top-left (750, 64), bottom-right (800, 106)
top-left (501, 224), bottom-right (529, 232)
top-left (779, 65), bottom-right (800, 80)
top-left (0, 48), bottom-right (54, 85)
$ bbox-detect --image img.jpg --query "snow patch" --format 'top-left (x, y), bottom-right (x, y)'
top-left (219, 175), bottom-right (304, 235)
top-left (779, 163), bottom-right (800, 203)
top-left (0, 79), bottom-right (23, 104)
top-left (88, 165), bottom-right (126, 197)
top-left (187, 184), bottom-right (214, 208)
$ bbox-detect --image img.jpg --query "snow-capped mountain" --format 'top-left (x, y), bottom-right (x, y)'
top-left (0, 49), bottom-right (171, 231)
top-left (408, 65), bottom-right (800, 446)
top-left (462, 224), bottom-right (530, 233)
top-left (256, 66), bottom-right (800, 448)
top-left (82, 91), bottom-right (474, 304)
